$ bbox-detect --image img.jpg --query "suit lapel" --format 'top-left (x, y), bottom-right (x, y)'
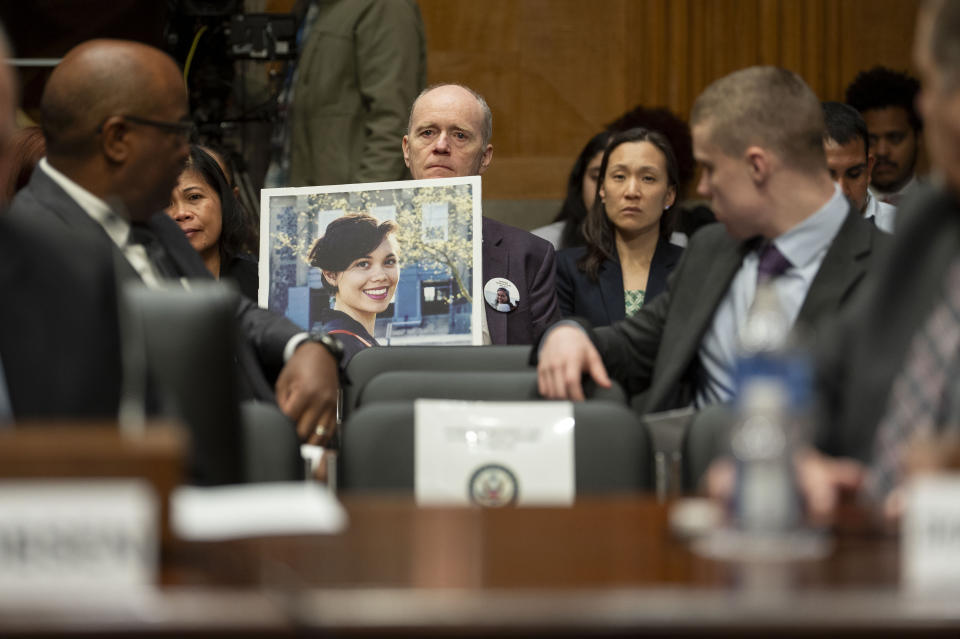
top-left (797, 208), bottom-right (873, 327)
top-left (674, 236), bottom-right (749, 344)
top-left (28, 169), bottom-right (108, 236)
top-left (646, 238), bottom-right (682, 301)
top-left (597, 260), bottom-right (625, 324)
top-left (645, 230), bottom-right (747, 411)
top-left (481, 217), bottom-right (509, 344)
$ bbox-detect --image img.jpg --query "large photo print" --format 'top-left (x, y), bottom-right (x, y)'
top-left (260, 177), bottom-right (482, 364)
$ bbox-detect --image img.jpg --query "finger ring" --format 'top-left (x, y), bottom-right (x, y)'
top-left (314, 425), bottom-right (327, 439)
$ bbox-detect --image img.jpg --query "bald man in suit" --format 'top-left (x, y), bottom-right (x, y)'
top-left (402, 83), bottom-right (561, 345)
top-left (7, 39), bottom-right (339, 443)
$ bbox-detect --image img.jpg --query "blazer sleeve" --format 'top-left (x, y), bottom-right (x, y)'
top-left (528, 240), bottom-right (563, 344)
top-left (234, 298), bottom-right (302, 382)
top-left (590, 272), bottom-right (672, 397)
top-left (555, 250), bottom-right (577, 318)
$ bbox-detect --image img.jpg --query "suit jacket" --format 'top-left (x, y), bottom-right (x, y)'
top-left (815, 187), bottom-right (956, 464)
top-left (482, 217), bottom-right (562, 345)
top-left (0, 214), bottom-right (122, 418)
top-left (8, 168), bottom-right (301, 401)
top-left (578, 207), bottom-right (887, 414)
top-left (556, 238), bottom-right (683, 327)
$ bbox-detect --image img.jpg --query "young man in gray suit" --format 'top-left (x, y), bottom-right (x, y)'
top-left (537, 67), bottom-right (886, 411)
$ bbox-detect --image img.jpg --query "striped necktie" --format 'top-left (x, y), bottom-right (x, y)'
top-left (868, 259), bottom-right (960, 499)
top-left (756, 242), bottom-right (792, 283)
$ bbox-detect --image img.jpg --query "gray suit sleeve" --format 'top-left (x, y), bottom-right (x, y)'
top-left (555, 250), bottom-right (576, 318)
top-left (592, 285), bottom-right (670, 397)
top-left (528, 241), bottom-right (563, 344)
top-left (235, 298), bottom-right (302, 381)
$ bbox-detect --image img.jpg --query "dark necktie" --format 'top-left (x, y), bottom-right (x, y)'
top-left (868, 259), bottom-right (960, 499)
top-left (756, 242), bottom-right (792, 284)
top-left (127, 224), bottom-right (179, 279)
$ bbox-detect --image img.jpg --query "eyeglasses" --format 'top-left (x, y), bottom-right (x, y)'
top-left (97, 115), bottom-right (197, 139)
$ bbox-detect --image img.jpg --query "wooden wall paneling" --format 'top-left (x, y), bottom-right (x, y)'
top-left (822, 0), bottom-right (843, 100)
top-left (666, 0), bottom-right (692, 116)
top-left (625, 0), bottom-right (661, 112)
top-left (417, 0), bottom-right (922, 203)
top-left (837, 0), bottom-right (920, 95)
top-left (730, 0), bottom-right (762, 77)
top-left (687, 0), bottom-right (708, 114)
top-left (802, 0), bottom-right (826, 96)
top-left (778, 0), bottom-right (803, 76)
top-left (757, 0), bottom-right (780, 66)
top-left (517, 0), bottom-right (628, 155)
top-left (705, 0), bottom-right (732, 85)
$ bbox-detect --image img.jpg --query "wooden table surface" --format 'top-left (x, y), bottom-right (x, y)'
top-left (5, 495), bottom-right (959, 637)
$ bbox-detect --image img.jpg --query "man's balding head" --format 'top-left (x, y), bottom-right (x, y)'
top-left (402, 83), bottom-right (493, 179)
top-left (40, 40), bottom-right (191, 220)
top-left (691, 66), bottom-right (826, 174)
top-left (42, 39), bottom-right (186, 158)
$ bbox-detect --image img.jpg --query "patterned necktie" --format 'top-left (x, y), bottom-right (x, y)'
top-left (756, 242), bottom-right (792, 284)
top-left (868, 259), bottom-right (960, 499)
top-left (127, 224), bottom-right (179, 279)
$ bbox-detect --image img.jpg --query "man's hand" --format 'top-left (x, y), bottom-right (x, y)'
top-left (793, 448), bottom-right (864, 525)
top-left (275, 341), bottom-right (339, 446)
top-left (536, 325), bottom-right (612, 400)
top-left (705, 448), bottom-right (864, 525)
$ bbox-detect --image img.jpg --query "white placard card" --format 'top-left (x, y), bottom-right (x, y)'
top-left (903, 474), bottom-right (960, 590)
top-left (415, 399), bottom-right (575, 506)
top-left (0, 480), bottom-right (158, 588)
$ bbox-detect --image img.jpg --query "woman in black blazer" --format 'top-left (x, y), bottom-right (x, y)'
top-left (556, 128), bottom-right (684, 327)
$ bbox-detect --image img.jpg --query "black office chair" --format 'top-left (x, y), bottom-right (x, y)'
top-left (122, 282), bottom-right (301, 485)
top-left (342, 345), bottom-right (532, 418)
top-left (357, 370), bottom-right (627, 407)
top-left (339, 400), bottom-right (653, 496)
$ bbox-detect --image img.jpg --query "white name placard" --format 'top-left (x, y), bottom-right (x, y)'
top-left (0, 480), bottom-right (158, 588)
top-left (415, 399), bottom-right (575, 506)
top-left (903, 474), bottom-right (960, 590)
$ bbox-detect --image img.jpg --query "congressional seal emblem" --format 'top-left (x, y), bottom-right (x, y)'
top-left (468, 464), bottom-right (519, 507)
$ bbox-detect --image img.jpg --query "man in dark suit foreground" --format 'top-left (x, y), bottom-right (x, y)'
top-left (741, 0), bottom-right (960, 521)
top-left (0, 27), bottom-right (122, 421)
top-left (402, 83), bottom-right (561, 345)
top-left (537, 67), bottom-right (886, 410)
top-left (6, 39), bottom-right (339, 443)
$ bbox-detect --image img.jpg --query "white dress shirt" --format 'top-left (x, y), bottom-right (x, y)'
top-left (694, 184), bottom-right (850, 407)
top-left (863, 191), bottom-right (897, 233)
top-left (869, 174), bottom-right (919, 208)
top-left (38, 158), bottom-right (167, 288)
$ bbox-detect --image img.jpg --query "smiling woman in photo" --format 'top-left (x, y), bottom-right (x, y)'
top-left (309, 214), bottom-right (400, 366)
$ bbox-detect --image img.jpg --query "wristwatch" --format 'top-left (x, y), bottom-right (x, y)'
top-left (308, 331), bottom-right (344, 364)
